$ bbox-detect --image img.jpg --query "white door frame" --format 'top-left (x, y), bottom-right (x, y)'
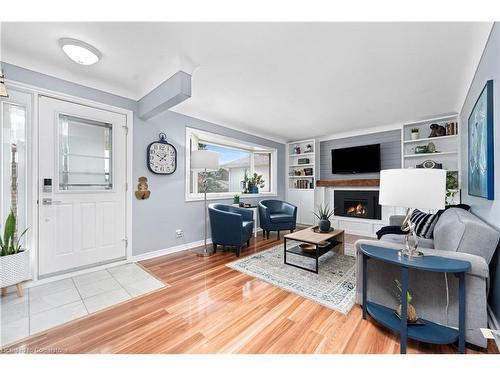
top-left (4, 79), bottom-right (134, 285)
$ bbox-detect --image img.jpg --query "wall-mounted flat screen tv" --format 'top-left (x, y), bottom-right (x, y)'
top-left (331, 144), bottom-right (380, 174)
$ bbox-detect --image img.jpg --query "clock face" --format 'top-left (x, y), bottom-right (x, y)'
top-left (148, 142), bottom-right (177, 174)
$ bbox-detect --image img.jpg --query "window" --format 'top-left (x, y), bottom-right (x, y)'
top-left (186, 128), bottom-right (277, 200)
top-left (1, 97), bottom-right (29, 242)
top-left (58, 114), bottom-right (112, 191)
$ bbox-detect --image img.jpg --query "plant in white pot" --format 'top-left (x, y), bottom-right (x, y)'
top-left (410, 128), bottom-right (420, 140)
top-left (0, 211), bottom-right (30, 297)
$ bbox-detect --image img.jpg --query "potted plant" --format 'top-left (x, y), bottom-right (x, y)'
top-left (410, 128), bottom-right (419, 140)
top-left (446, 171), bottom-right (459, 205)
top-left (241, 171), bottom-right (249, 194)
top-left (250, 173), bottom-right (264, 194)
top-left (0, 211), bottom-right (30, 297)
top-left (394, 279), bottom-right (418, 322)
top-left (313, 204), bottom-right (334, 232)
top-left (233, 194), bottom-right (240, 205)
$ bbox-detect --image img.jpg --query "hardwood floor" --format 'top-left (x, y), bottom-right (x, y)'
top-left (1, 232), bottom-right (498, 354)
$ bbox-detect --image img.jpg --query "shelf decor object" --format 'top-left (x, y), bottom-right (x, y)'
top-left (360, 244), bottom-right (471, 354)
top-left (468, 79), bottom-right (494, 200)
top-left (379, 169), bottom-right (446, 257)
top-left (191, 150), bottom-right (219, 257)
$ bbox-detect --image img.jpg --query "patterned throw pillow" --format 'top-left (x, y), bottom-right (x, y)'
top-left (410, 209), bottom-right (440, 239)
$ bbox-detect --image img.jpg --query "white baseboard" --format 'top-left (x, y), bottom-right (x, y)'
top-left (132, 238), bottom-right (213, 262)
top-left (132, 230), bottom-right (264, 262)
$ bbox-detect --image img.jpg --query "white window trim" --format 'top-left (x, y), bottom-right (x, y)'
top-left (185, 127), bottom-right (278, 202)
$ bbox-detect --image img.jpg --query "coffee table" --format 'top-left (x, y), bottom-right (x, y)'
top-left (283, 227), bottom-right (345, 273)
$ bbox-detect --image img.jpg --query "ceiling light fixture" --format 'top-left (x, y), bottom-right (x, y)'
top-left (0, 69), bottom-right (8, 98)
top-left (59, 38), bottom-right (101, 66)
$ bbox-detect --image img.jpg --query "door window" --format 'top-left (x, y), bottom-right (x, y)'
top-left (58, 114), bottom-right (112, 191)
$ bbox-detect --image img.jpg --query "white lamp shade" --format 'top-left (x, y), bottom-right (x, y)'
top-left (379, 168), bottom-right (447, 210)
top-left (191, 150), bottom-right (219, 171)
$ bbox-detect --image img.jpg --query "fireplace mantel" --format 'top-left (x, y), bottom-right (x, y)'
top-left (316, 179), bottom-right (380, 188)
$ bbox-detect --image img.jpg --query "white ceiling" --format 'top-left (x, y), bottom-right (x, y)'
top-left (1, 22), bottom-right (492, 141)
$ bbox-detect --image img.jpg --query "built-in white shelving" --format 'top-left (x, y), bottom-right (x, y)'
top-left (403, 134), bottom-right (458, 144)
top-left (404, 151), bottom-right (457, 158)
top-left (402, 115), bottom-right (461, 204)
top-left (287, 139), bottom-right (316, 225)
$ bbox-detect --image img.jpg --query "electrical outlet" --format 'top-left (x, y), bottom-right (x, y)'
top-left (176, 229), bottom-right (184, 238)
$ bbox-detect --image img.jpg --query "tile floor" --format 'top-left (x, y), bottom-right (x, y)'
top-left (1, 263), bottom-right (166, 347)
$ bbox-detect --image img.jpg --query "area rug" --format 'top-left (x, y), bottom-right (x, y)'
top-left (227, 243), bottom-right (356, 314)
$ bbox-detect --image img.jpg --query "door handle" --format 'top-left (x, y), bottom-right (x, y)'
top-left (42, 198), bottom-right (63, 205)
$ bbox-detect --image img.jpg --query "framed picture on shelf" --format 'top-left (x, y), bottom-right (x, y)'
top-left (468, 79), bottom-right (494, 200)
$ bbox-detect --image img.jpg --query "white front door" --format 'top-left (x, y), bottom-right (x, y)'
top-left (38, 97), bottom-right (127, 277)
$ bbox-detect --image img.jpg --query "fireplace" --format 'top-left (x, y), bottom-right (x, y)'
top-left (334, 190), bottom-right (381, 220)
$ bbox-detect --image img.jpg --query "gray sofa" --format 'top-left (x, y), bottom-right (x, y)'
top-left (355, 208), bottom-right (500, 348)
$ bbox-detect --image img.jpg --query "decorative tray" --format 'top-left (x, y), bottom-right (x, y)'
top-left (311, 226), bottom-right (334, 233)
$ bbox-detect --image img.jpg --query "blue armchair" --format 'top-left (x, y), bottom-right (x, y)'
top-left (258, 199), bottom-right (297, 240)
top-left (208, 203), bottom-right (254, 257)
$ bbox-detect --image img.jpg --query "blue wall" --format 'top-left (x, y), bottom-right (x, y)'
top-left (459, 23), bottom-right (500, 328)
top-left (2, 63), bottom-right (286, 256)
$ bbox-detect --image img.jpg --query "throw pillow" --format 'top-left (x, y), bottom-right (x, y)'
top-left (410, 209), bottom-right (440, 239)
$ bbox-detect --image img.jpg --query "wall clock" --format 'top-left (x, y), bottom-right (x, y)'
top-left (147, 133), bottom-right (177, 175)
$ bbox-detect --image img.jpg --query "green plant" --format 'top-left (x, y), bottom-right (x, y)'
top-left (0, 211), bottom-right (29, 257)
top-left (394, 279), bottom-right (413, 306)
top-left (445, 171), bottom-right (459, 205)
top-left (233, 194), bottom-right (240, 199)
top-left (250, 172), bottom-right (265, 188)
top-left (446, 171), bottom-right (458, 190)
top-left (313, 204), bottom-right (335, 221)
top-left (411, 128), bottom-right (419, 133)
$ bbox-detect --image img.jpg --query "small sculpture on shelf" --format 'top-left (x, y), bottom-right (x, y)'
top-left (305, 144), bottom-right (313, 153)
top-left (429, 123), bottom-right (446, 138)
top-left (293, 145), bottom-right (301, 154)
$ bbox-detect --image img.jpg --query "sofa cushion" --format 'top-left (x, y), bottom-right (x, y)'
top-left (411, 209), bottom-right (440, 239)
top-left (270, 213), bottom-right (293, 223)
top-left (433, 208), bottom-right (500, 263)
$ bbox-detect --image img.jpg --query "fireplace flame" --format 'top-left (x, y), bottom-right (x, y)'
top-left (346, 203), bottom-right (367, 217)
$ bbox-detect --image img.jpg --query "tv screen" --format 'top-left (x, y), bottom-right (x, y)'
top-left (331, 144), bottom-right (380, 174)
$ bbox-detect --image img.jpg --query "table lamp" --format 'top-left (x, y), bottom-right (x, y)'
top-left (191, 150), bottom-right (219, 257)
top-left (379, 168), bottom-right (446, 257)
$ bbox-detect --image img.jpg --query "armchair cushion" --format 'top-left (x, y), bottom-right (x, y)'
top-left (270, 212), bottom-right (294, 223)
